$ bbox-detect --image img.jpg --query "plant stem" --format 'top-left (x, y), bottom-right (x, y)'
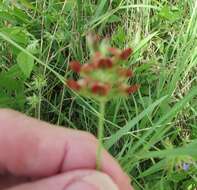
top-left (38, 89), bottom-right (41, 120)
top-left (96, 101), bottom-right (106, 170)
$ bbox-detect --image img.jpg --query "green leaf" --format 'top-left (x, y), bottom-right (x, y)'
top-left (0, 94), bottom-right (25, 109)
top-left (94, 0), bottom-right (108, 17)
top-left (0, 27), bottom-right (29, 45)
top-left (0, 66), bottom-right (25, 110)
top-left (140, 140), bottom-right (197, 159)
top-left (159, 6), bottom-right (181, 22)
top-left (19, 0), bottom-right (35, 10)
top-left (0, 32), bottom-right (64, 82)
top-left (112, 26), bottom-right (126, 46)
top-left (107, 15), bottom-right (121, 23)
top-left (0, 11), bottom-right (16, 22)
top-left (133, 32), bottom-right (158, 54)
top-left (139, 159), bottom-right (167, 177)
top-left (17, 51), bottom-right (34, 78)
top-left (12, 7), bottom-right (30, 24)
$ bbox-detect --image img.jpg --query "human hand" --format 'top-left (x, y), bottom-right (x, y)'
top-left (0, 109), bottom-right (133, 190)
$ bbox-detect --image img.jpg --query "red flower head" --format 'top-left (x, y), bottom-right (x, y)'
top-left (125, 84), bottom-right (140, 94)
top-left (81, 63), bottom-right (94, 73)
top-left (69, 61), bottom-right (81, 73)
top-left (96, 58), bottom-right (113, 69)
top-left (119, 68), bottom-right (133, 78)
top-left (66, 36), bottom-right (139, 100)
top-left (67, 80), bottom-right (81, 91)
top-left (91, 83), bottom-right (110, 96)
top-left (119, 48), bottom-right (133, 60)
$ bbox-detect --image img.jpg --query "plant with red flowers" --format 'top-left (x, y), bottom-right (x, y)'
top-left (66, 35), bottom-right (139, 170)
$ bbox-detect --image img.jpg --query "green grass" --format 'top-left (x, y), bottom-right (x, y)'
top-left (0, 0), bottom-right (197, 189)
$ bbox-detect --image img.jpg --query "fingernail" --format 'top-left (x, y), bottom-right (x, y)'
top-left (66, 180), bottom-right (97, 190)
top-left (66, 172), bottom-right (119, 190)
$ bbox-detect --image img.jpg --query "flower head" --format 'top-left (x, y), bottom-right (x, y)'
top-left (182, 163), bottom-right (190, 171)
top-left (119, 48), bottom-right (133, 60)
top-left (66, 35), bottom-right (139, 101)
top-left (67, 79), bottom-right (81, 91)
top-left (69, 61), bottom-right (81, 73)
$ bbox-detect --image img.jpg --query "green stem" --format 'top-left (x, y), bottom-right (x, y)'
top-left (96, 101), bottom-right (106, 170)
top-left (38, 89), bottom-right (41, 120)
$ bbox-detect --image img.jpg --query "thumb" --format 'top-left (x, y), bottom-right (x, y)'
top-left (7, 170), bottom-right (119, 190)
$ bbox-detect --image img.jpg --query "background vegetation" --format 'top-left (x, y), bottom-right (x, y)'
top-left (0, 0), bottom-right (197, 189)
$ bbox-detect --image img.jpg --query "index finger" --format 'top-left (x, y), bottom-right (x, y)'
top-left (0, 109), bottom-right (131, 190)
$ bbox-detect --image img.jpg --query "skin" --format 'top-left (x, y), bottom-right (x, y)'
top-left (0, 109), bottom-right (133, 190)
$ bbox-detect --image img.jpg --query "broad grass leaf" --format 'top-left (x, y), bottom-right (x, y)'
top-left (0, 27), bottom-right (29, 45)
top-left (0, 11), bottom-right (16, 23)
top-left (140, 140), bottom-right (197, 159)
top-left (12, 7), bottom-right (30, 24)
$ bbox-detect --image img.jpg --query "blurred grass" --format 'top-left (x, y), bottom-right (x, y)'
top-left (0, 0), bottom-right (197, 189)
